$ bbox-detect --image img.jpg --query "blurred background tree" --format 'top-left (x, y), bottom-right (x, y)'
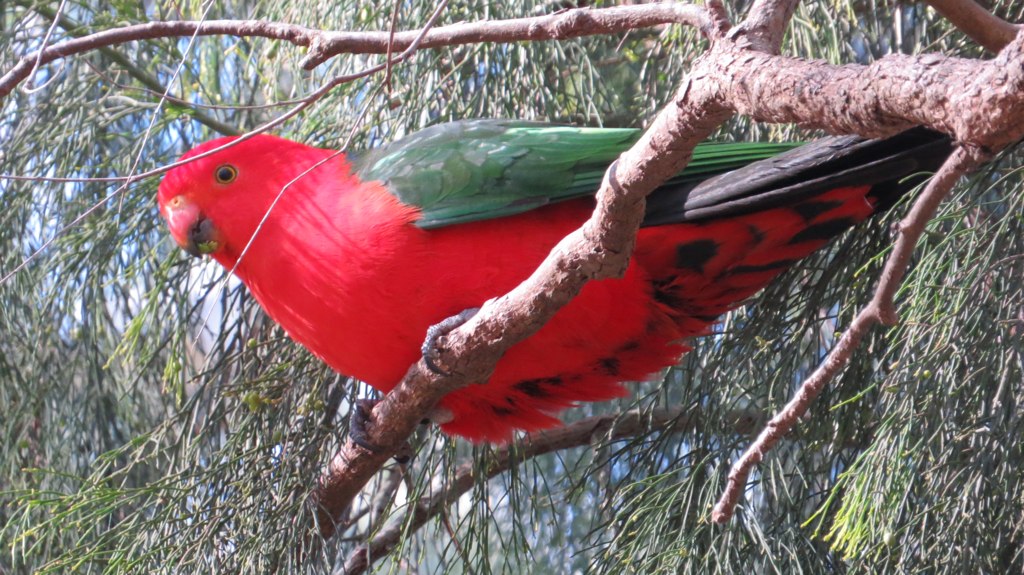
top-left (1, 0), bottom-right (1022, 573)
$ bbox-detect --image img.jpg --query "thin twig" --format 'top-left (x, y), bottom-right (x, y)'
top-left (710, 145), bottom-right (984, 524)
top-left (384, 0), bottom-right (402, 96)
top-left (14, 0), bottom-right (239, 135)
top-left (342, 406), bottom-right (702, 575)
top-left (21, 0), bottom-right (67, 94)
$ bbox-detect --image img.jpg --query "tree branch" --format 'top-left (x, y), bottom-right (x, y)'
top-left (0, 2), bottom-right (450, 287)
top-left (301, 3), bottom-right (723, 68)
top-left (313, 4), bottom-right (1024, 539)
top-left (313, 54), bottom-right (736, 537)
top-left (11, 0), bottom-right (1022, 543)
top-left (710, 144), bottom-right (984, 524)
top-left (341, 395), bottom-right (881, 573)
top-left (0, 3), bottom-right (719, 101)
top-left (733, 0), bottom-right (802, 53)
top-left (341, 405), bottom-right (741, 575)
top-left (310, 5), bottom-right (739, 538)
top-left (924, 0), bottom-right (1022, 53)
top-left (698, 30), bottom-right (1024, 149)
top-left (12, 0), bottom-right (240, 135)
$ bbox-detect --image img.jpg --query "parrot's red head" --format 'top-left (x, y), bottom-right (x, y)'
top-left (157, 134), bottom-right (340, 266)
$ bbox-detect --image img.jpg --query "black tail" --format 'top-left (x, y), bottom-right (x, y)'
top-left (643, 129), bottom-right (953, 227)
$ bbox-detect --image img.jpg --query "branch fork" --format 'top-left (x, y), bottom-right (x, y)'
top-left (301, 0), bottom-right (1024, 537)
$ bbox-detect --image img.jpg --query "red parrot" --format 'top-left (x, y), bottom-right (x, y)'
top-left (158, 120), bottom-right (950, 442)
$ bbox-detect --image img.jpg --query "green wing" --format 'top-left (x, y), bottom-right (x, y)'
top-left (353, 119), bottom-right (800, 229)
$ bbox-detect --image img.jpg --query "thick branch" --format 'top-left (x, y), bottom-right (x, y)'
top-left (0, 4), bottom-right (717, 101)
top-left (700, 30), bottom-right (1024, 150)
top-left (710, 145), bottom-right (983, 524)
top-left (734, 0), bottom-right (801, 53)
top-left (925, 0), bottom-right (1022, 53)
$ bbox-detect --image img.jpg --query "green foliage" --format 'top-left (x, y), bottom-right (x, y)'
top-left (2, 0), bottom-right (1023, 574)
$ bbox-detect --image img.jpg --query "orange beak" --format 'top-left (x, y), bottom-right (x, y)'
top-left (161, 195), bottom-right (220, 257)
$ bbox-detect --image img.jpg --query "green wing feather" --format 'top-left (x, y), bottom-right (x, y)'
top-left (353, 119), bottom-right (800, 229)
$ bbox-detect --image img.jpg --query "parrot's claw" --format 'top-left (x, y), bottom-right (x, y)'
top-left (349, 398), bottom-right (382, 453)
top-left (393, 443), bottom-right (414, 465)
top-left (421, 307), bottom-right (480, 376)
top-left (348, 398), bottom-right (414, 464)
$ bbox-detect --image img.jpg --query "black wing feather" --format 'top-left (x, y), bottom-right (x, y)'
top-left (643, 128), bottom-right (953, 227)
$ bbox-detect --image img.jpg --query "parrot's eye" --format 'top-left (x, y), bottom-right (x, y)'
top-left (214, 164), bottom-right (238, 184)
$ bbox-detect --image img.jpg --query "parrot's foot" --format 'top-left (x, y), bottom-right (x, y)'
top-left (421, 307), bottom-right (481, 376)
top-left (349, 398), bottom-right (413, 464)
top-left (349, 398), bottom-right (381, 453)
